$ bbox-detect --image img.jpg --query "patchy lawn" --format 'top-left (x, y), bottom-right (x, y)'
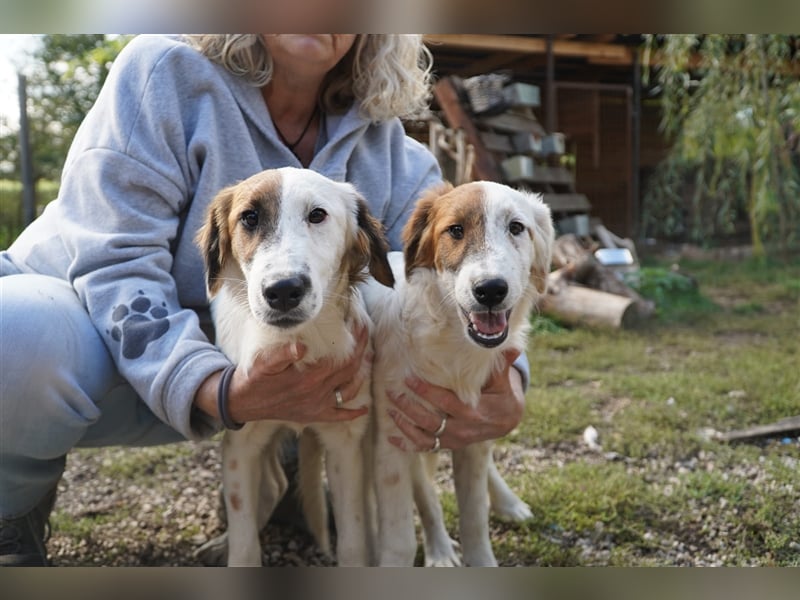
top-left (47, 256), bottom-right (800, 566)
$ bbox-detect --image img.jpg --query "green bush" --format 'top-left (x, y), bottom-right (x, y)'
top-left (624, 266), bottom-right (717, 320)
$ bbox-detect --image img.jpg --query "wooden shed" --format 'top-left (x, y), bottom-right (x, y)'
top-left (421, 34), bottom-right (669, 239)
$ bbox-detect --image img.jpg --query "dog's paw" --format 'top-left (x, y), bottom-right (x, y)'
top-left (424, 537), bottom-right (462, 567)
top-left (491, 497), bottom-right (534, 522)
top-left (109, 292), bottom-right (170, 359)
top-left (193, 532), bottom-right (229, 566)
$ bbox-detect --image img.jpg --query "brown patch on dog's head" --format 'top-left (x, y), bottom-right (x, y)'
top-left (196, 186), bottom-right (234, 296)
top-left (402, 182), bottom-right (488, 279)
top-left (525, 193), bottom-right (555, 295)
top-left (196, 170), bottom-right (283, 296)
top-left (344, 196), bottom-right (394, 288)
top-left (402, 182), bottom-right (450, 278)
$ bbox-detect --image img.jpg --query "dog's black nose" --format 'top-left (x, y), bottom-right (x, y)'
top-left (473, 278), bottom-right (508, 308)
top-left (264, 276), bottom-right (308, 312)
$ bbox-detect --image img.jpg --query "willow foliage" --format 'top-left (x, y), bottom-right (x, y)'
top-left (643, 35), bottom-right (800, 256)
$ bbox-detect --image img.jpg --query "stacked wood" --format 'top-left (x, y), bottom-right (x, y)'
top-left (540, 234), bottom-right (655, 329)
top-left (432, 75), bottom-right (592, 220)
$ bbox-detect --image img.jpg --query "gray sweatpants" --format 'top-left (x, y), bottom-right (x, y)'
top-left (0, 269), bottom-right (187, 519)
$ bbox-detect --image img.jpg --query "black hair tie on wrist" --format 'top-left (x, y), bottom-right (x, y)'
top-left (217, 364), bottom-right (243, 430)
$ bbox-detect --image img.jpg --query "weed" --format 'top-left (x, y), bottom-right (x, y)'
top-left (625, 266), bottom-right (717, 321)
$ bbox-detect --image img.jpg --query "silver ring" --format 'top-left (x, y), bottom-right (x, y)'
top-left (430, 436), bottom-right (441, 453)
top-left (433, 415), bottom-right (447, 437)
top-left (334, 388), bottom-right (344, 409)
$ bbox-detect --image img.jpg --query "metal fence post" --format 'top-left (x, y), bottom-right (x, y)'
top-left (18, 72), bottom-right (36, 226)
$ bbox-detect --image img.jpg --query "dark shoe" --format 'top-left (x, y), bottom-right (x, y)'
top-left (0, 488), bottom-right (56, 567)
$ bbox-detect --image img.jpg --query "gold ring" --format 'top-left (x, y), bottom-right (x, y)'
top-left (334, 388), bottom-right (344, 409)
top-left (430, 436), bottom-right (441, 453)
top-left (433, 415), bottom-right (447, 437)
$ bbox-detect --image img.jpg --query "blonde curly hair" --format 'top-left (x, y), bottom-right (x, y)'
top-left (185, 34), bottom-right (433, 122)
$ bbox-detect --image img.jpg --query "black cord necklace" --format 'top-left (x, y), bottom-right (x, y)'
top-left (273, 106), bottom-right (318, 159)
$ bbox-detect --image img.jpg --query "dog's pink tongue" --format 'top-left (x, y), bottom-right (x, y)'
top-left (470, 311), bottom-right (508, 335)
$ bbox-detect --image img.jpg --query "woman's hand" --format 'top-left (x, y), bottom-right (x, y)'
top-left (195, 325), bottom-right (370, 426)
top-left (386, 349), bottom-right (526, 452)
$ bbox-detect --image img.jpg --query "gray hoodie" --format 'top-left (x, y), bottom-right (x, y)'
top-left (2, 35), bottom-right (442, 439)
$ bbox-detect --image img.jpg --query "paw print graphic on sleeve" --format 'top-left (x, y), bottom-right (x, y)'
top-left (109, 291), bottom-right (170, 359)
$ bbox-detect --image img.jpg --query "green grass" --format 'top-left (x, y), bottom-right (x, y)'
top-left (491, 255), bottom-right (800, 565)
top-left (93, 444), bottom-right (197, 481)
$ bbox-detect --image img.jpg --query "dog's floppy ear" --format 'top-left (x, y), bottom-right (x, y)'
top-left (526, 192), bottom-right (555, 295)
top-left (401, 182), bottom-right (452, 280)
top-left (195, 186), bottom-right (235, 296)
top-left (352, 196), bottom-right (395, 288)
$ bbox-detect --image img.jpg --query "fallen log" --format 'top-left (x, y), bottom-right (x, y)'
top-left (540, 257), bottom-right (655, 328)
top-left (540, 269), bottom-right (643, 329)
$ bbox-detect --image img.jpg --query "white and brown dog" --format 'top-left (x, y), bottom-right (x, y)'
top-left (363, 181), bottom-right (554, 566)
top-left (196, 167), bottom-right (393, 566)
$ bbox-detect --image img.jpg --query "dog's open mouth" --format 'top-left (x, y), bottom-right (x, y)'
top-left (465, 309), bottom-right (510, 348)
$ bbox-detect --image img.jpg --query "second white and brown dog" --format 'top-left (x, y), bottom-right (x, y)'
top-left (196, 167), bottom-right (393, 566)
top-left (363, 181), bottom-right (554, 566)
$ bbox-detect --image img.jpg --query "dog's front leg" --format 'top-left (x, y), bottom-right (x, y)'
top-left (222, 427), bottom-right (271, 566)
top-left (374, 409), bottom-right (417, 566)
top-left (318, 426), bottom-right (369, 566)
top-left (452, 441), bottom-right (497, 566)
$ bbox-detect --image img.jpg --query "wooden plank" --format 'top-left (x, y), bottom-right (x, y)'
top-left (540, 166), bottom-right (574, 186)
top-left (714, 416), bottom-right (800, 443)
top-left (462, 51), bottom-right (520, 77)
top-left (425, 33), bottom-right (549, 54)
top-left (423, 34), bottom-right (635, 65)
top-left (502, 161), bottom-right (574, 187)
top-left (541, 193), bottom-right (591, 213)
top-left (477, 112), bottom-right (546, 136)
top-left (433, 78), bottom-right (503, 182)
top-left (479, 131), bottom-right (513, 154)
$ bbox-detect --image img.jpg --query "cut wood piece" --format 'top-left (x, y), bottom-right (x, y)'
top-left (568, 255), bottom-right (655, 321)
top-left (477, 111), bottom-right (546, 136)
top-left (512, 132), bottom-right (542, 154)
top-left (539, 166), bottom-right (575, 186)
top-left (503, 82), bottom-right (541, 108)
top-left (541, 133), bottom-right (566, 156)
top-left (501, 159), bottom-right (576, 187)
top-left (501, 155), bottom-right (535, 182)
top-left (540, 280), bottom-right (640, 329)
top-left (713, 416), bottom-right (800, 443)
top-left (541, 193), bottom-right (591, 213)
top-left (479, 130), bottom-right (513, 153)
top-left (558, 214), bottom-right (591, 236)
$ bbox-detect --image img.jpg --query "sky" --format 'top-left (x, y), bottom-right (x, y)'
top-left (0, 35), bottom-right (41, 129)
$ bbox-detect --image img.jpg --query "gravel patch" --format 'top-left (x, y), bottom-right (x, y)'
top-left (46, 436), bottom-right (796, 566)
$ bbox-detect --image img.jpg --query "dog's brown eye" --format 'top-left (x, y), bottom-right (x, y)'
top-left (509, 221), bottom-right (525, 236)
top-left (448, 224), bottom-right (464, 240)
top-left (308, 208), bottom-right (327, 224)
top-left (240, 210), bottom-right (259, 230)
